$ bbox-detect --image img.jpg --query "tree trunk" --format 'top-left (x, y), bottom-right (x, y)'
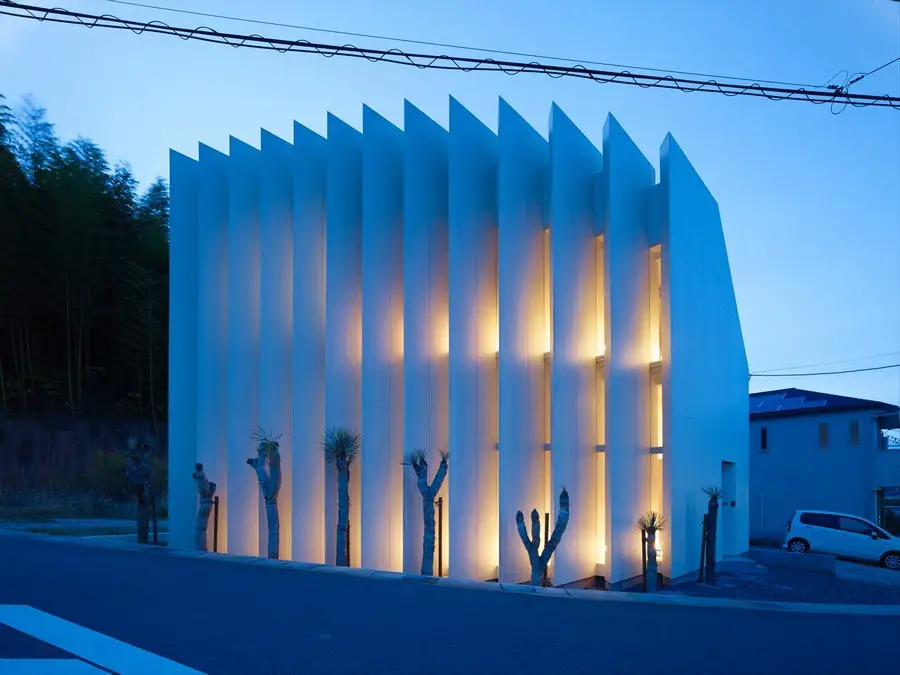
top-left (421, 494), bottom-right (436, 576)
top-left (705, 497), bottom-right (719, 584)
top-left (0, 353), bottom-right (7, 410)
top-left (146, 283), bottom-right (159, 444)
top-left (16, 320), bottom-right (26, 410)
top-left (64, 260), bottom-right (74, 415)
top-left (265, 501), bottom-right (279, 559)
top-left (195, 496), bottom-right (213, 551)
top-left (336, 460), bottom-right (350, 566)
top-left (646, 531), bottom-right (658, 593)
top-left (23, 312), bottom-right (34, 403)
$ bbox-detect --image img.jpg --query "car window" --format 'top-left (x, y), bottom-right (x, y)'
top-left (799, 512), bottom-right (839, 529)
top-left (838, 517), bottom-right (874, 536)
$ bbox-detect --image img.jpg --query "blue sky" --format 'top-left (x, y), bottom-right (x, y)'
top-left (1, 0), bottom-right (898, 404)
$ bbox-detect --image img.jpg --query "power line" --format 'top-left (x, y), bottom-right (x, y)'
top-left (98, 0), bottom-right (824, 90)
top-left (753, 351), bottom-right (900, 374)
top-left (750, 363), bottom-right (900, 378)
top-left (846, 56), bottom-right (900, 87)
top-left (2, 2), bottom-right (899, 109)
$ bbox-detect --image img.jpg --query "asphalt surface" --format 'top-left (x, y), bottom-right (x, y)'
top-left (0, 533), bottom-right (897, 675)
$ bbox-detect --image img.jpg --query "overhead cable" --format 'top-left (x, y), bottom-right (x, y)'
top-left (1, 2), bottom-right (898, 110)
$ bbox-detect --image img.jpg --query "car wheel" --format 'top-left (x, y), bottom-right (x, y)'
top-left (788, 538), bottom-right (809, 553)
top-left (882, 552), bottom-right (900, 570)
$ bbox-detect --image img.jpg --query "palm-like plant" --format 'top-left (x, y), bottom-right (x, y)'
top-left (249, 427), bottom-right (282, 558)
top-left (402, 449), bottom-right (449, 576)
top-left (702, 485), bottom-right (721, 584)
top-left (323, 426), bottom-right (360, 567)
top-left (637, 511), bottom-right (667, 593)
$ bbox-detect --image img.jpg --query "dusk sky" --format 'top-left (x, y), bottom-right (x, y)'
top-left (1, 0), bottom-right (898, 404)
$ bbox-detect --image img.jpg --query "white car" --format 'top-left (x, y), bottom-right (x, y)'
top-left (785, 510), bottom-right (900, 570)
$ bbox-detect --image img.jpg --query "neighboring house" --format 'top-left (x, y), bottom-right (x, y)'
top-left (168, 99), bottom-right (748, 587)
top-left (750, 388), bottom-right (900, 543)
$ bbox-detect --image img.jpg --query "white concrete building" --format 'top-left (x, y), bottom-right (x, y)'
top-left (168, 99), bottom-right (749, 586)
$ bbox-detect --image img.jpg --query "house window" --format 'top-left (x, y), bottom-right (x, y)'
top-left (760, 427), bottom-right (767, 451)
top-left (850, 420), bottom-right (860, 446)
top-left (819, 422), bottom-right (829, 448)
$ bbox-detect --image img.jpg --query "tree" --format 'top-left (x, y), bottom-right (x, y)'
top-left (637, 511), bottom-right (666, 593)
top-left (401, 449), bottom-right (449, 576)
top-left (322, 426), bottom-right (360, 567)
top-left (248, 427), bottom-right (282, 559)
top-left (702, 486), bottom-right (721, 584)
top-left (192, 462), bottom-right (217, 551)
top-left (516, 487), bottom-right (570, 586)
top-left (124, 435), bottom-right (153, 544)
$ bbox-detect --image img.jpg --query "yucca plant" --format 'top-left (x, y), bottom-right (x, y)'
top-left (323, 426), bottom-right (360, 567)
top-left (191, 462), bottom-right (217, 551)
top-left (638, 511), bottom-right (667, 593)
top-left (402, 449), bottom-right (449, 576)
top-left (516, 487), bottom-right (570, 586)
top-left (248, 427), bottom-right (282, 558)
top-left (702, 485), bottom-right (721, 584)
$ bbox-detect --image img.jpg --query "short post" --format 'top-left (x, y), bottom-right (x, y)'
top-left (436, 497), bottom-right (444, 577)
top-left (641, 531), bottom-right (648, 592)
top-left (698, 514), bottom-right (708, 583)
top-left (213, 496), bottom-right (220, 553)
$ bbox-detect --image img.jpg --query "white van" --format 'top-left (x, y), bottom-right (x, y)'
top-left (785, 510), bottom-right (900, 570)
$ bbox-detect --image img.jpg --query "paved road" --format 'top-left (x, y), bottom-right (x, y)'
top-left (0, 533), bottom-right (897, 674)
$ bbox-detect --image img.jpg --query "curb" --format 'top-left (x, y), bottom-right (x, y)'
top-left (3, 529), bottom-right (899, 616)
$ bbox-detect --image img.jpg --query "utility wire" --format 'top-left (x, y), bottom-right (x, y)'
top-left (98, 0), bottom-right (823, 89)
top-left (753, 351), bottom-right (900, 374)
top-left (2, 2), bottom-right (899, 109)
top-left (750, 363), bottom-right (900, 378)
top-left (847, 56), bottom-right (900, 87)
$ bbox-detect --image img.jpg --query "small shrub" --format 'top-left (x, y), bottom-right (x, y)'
top-left (86, 450), bottom-right (131, 500)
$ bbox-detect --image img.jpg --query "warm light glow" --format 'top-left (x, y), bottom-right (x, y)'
top-left (597, 541), bottom-right (607, 565)
top-left (595, 236), bottom-right (605, 358)
top-left (434, 313), bottom-right (449, 356)
top-left (656, 384), bottom-right (663, 445)
top-left (649, 246), bottom-right (661, 363)
top-left (543, 228), bottom-right (552, 354)
top-left (656, 452), bottom-right (663, 461)
top-left (655, 543), bottom-right (663, 562)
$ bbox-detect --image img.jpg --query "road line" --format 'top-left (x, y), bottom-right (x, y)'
top-left (0, 659), bottom-right (106, 673)
top-left (0, 606), bottom-right (204, 675)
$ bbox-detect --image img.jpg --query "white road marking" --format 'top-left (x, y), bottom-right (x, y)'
top-left (0, 659), bottom-right (106, 673)
top-left (0, 606), bottom-right (204, 674)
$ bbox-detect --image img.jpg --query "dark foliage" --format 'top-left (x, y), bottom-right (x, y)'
top-left (0, 94), bottom-right (170, 423)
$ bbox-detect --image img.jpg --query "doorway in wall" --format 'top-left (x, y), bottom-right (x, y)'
top-left (720, 461), bottom-right (737, 555)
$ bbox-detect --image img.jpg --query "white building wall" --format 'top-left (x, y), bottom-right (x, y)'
top-left (448, 97), bottom-right (499, 581)
top-left (259, 130), bottom-right (293, 559)
top-left (498, 99), bottom-right (548, 583)
top-left (167, 150), bottom-right (199, 551)
top-left (325, 114), bottom-right (363, 567)
top-left (196, 143), bottom-right (230, 552)
top-left (402, 101), bottom-right (449, 575)
top-left (225, 137), bottom-right (262, 556)
top-left (602, 115), bottom-right (655, 583)
top-left (290, 122), bottom-right (327, 563)
top-left (361, 106), bottom-right (405, 572)
top-left (549, 104), bottom-right (602, 586)
top-left (175, 101), bottom-right (749, 581)
top-left (660, 134), bottom-right (749, 580)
